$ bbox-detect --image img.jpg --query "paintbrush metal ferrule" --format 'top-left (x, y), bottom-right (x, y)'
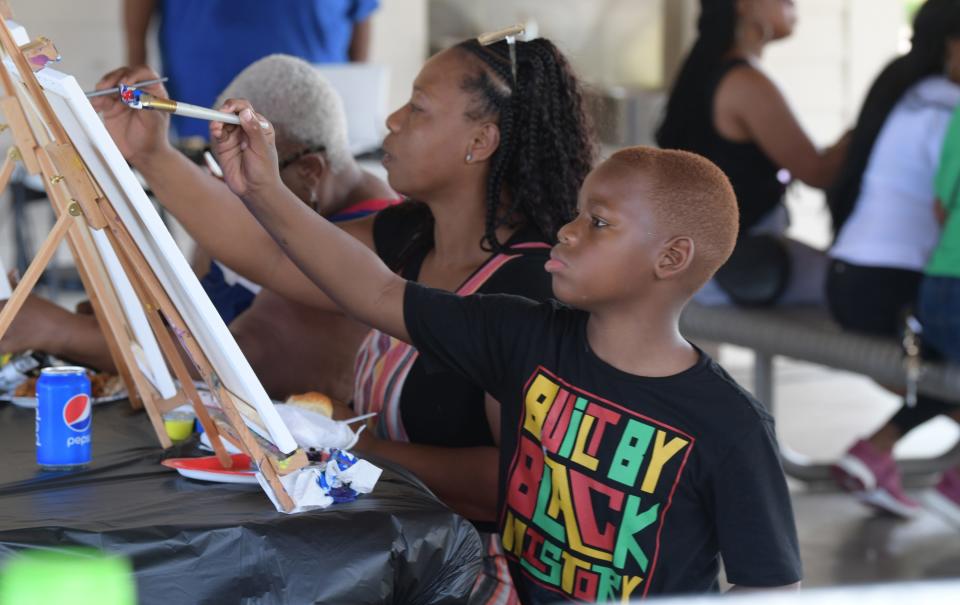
top-left (139, 95), bottom-right (177, 113)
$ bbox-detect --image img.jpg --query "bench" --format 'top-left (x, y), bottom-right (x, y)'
top-left (680, 303), bottom-right (960, 482)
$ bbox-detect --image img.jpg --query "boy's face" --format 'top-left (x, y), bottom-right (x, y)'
top-left (546, 159), bottom-right (665, 310)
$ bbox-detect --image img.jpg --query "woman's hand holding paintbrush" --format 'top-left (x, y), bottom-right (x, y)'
top-left (90, 65), bottom-right (173, 165)
top-left (91, 65), bottom-right (264, 163)
top-left (210, 99), bottom-right (281, 200)
top-left (92, 66), bottom-right (284, 289)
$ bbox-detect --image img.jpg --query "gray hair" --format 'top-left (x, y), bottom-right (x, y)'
top-left (216, 54), bottom-right (351, 173)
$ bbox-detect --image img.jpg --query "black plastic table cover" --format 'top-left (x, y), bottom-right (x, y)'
top-left (0, 401), bottom-right (482, 604)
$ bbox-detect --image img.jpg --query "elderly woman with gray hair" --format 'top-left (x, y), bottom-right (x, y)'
top-left (200, 55), bottom-right (395, 322)
top-left (0, 54), bottom-right (395, 403)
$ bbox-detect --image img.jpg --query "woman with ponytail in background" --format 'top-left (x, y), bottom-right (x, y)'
top-left (95, 37), bottom-right (596, 603)
top-left (827, 0), bottom-right (960, 522)
top-left (658, 0), bottom-right (849, 306)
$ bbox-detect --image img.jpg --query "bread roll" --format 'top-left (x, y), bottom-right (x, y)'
top-left (285, 391), bottom-right (333, 417)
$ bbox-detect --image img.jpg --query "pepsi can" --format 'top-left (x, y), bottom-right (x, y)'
top-left (36, 367), bottom-right (92, 470)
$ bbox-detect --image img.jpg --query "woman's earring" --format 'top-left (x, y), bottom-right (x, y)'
top-left (465, 153), bottom-right (473, 163)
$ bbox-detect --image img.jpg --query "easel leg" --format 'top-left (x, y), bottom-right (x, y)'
top-left (100, 219), bottom-right (233, 468)
top-left (0, 151), bottom-right (138, 405)
top-left (36, 147), bottom-right (155, 413)
top-left (0, 148), bottom-right (17, 192)
top-left (100, 208), bottom-right (297, 510)
top-left (143, 303), bottom-right (234, 468)
top-left (0, 205), bottom-right (73, 340)
top-left (56, 232), bottom-right (144, 409)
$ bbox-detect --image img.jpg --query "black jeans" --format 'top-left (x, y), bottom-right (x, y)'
top-left (826, 259), bottom-right (953, 434)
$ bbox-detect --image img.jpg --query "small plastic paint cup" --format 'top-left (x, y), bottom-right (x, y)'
top-left (163, 405), bottom-right (196, 442)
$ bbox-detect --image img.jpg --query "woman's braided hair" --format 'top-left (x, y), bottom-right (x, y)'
top-left (455, 37), bottom-right (596, 252)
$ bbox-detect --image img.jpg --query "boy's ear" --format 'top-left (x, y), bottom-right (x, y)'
top-left (466, 122), bottom-right (501, 163)
top-left (654, 236), bottom-right (695, 280)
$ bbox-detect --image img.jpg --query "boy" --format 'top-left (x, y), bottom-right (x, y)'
top-left (212, 105), bottom-right (803, 601)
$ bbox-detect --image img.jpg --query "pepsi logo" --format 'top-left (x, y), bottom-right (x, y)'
top-left (63, 394), bottom-right (92, 432)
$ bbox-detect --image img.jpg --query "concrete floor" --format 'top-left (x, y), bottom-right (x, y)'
top-left (719, 346), bottom-right (960, 588)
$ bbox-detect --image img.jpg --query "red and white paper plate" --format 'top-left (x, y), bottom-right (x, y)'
top-left (162, 453), bottom-right (258, 485)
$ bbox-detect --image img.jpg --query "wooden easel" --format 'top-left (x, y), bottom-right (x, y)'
top-left (0, 15), bottom-right (305, 510)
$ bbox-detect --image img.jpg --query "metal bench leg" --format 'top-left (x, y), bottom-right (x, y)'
top-left (752, 352), bottom-right (823, 479)
top-left (753, 348), bottom-right (960, 483)
top-left (753, 352), bottom-right (846, 481)
top-left (754, 351), bottom-right (774, 412)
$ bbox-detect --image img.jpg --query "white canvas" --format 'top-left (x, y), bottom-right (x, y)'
top-left (2, 37), bottom-right (297, 454)
top-left (90, 228), bottom-right (177, 397)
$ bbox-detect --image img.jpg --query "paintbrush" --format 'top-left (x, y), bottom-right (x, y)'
top-left (477, 24), bottom-right (525, 83)
top-left (85, 77), bottom-right (168, 98)
top-left (118, 84), bottom-right (268, 128)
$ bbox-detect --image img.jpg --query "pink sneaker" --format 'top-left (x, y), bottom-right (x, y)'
top-left (924, 468), bottom-right (960, 528)
top-left (831, 439), bottom-right (920, 518)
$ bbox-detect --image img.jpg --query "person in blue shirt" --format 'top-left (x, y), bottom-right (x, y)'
top-left (123, 0), bottom-right (380, 139)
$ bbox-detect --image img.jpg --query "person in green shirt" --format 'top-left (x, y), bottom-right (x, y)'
top-left (924, 105), bottom-right (960, 288)
top-left (914, 104), bottom-right (960, 527)
top-left (832, 100), bottom-right (960, 529)
top-left (829, 0), bottom-right (960, 525)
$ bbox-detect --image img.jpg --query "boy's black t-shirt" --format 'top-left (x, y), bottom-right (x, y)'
top-left (403, 283), bottom-right (803, 602)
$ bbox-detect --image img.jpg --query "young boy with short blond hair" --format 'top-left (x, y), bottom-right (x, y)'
top-left (212, 106), bottom-right (803, 602)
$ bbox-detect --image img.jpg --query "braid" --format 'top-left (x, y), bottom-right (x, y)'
top-left (457, 38), bottom-right (596, 252)
top-left (485, 95), bottom-right (516, 251)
